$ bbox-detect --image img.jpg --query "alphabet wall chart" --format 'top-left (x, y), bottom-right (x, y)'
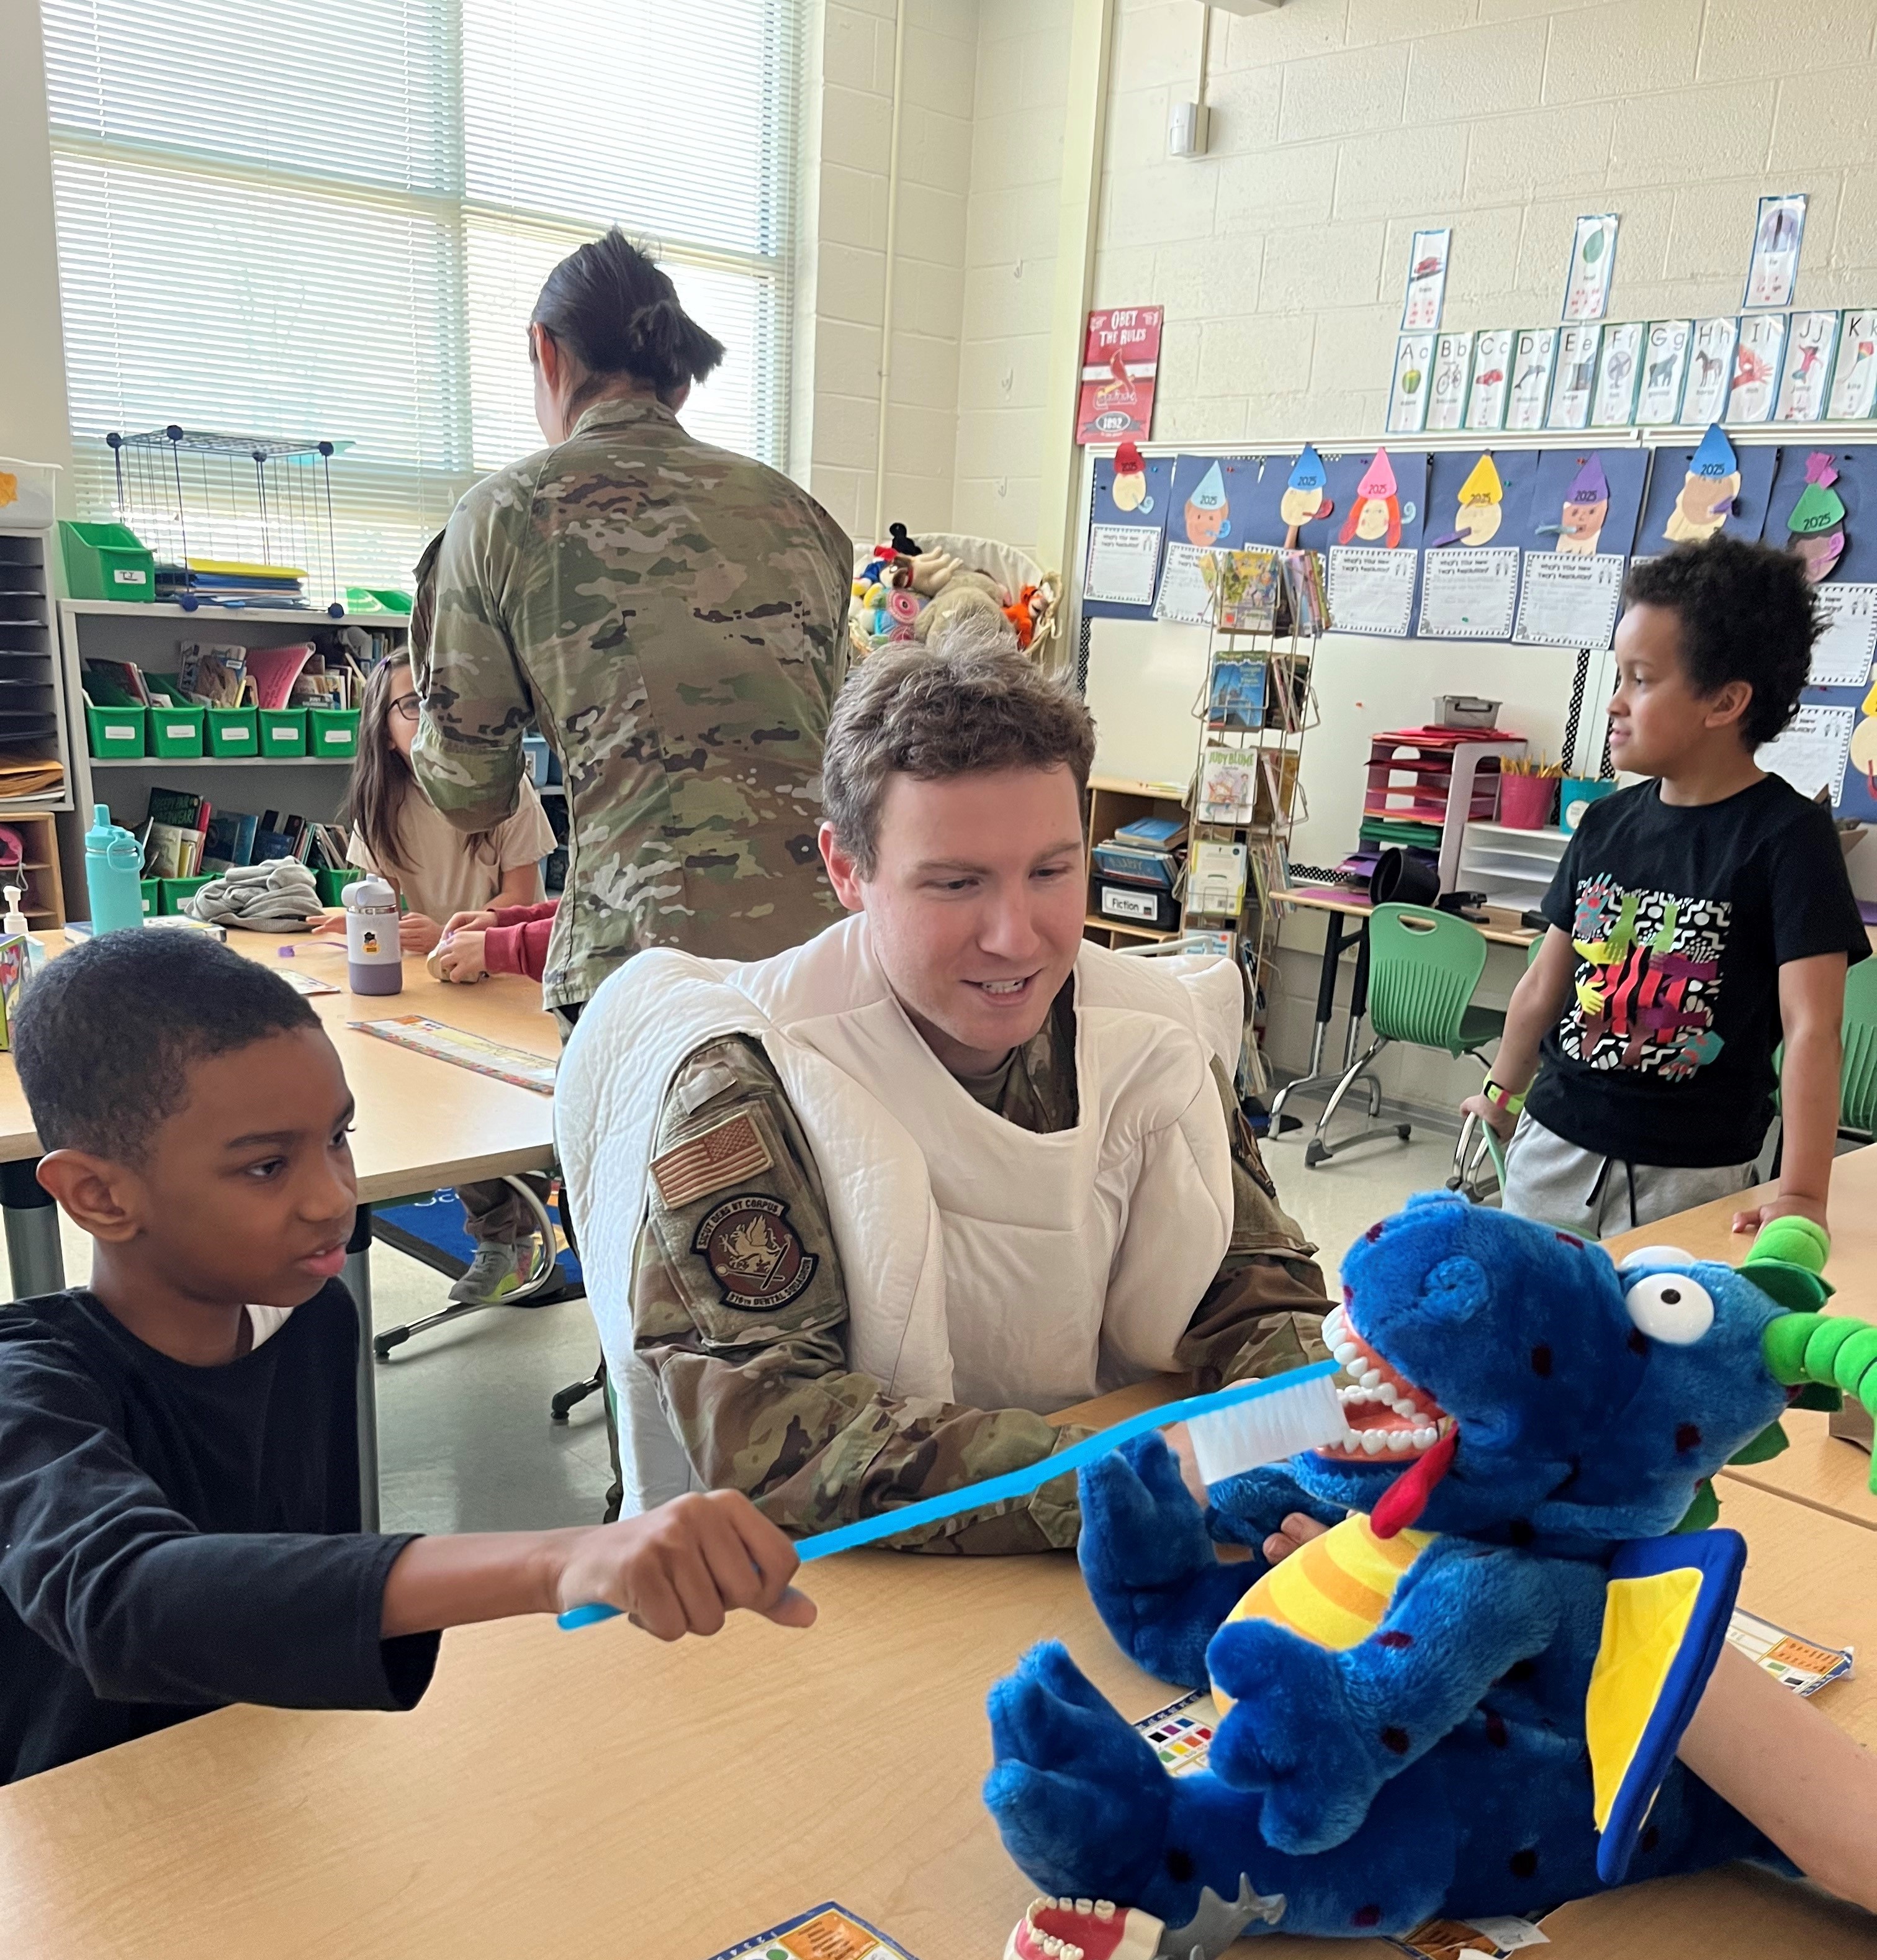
top-left (1079, 430), bottom-right (1877, 815)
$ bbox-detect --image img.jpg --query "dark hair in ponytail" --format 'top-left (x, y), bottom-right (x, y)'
top-left (531, 229), bottom-right (726, 408)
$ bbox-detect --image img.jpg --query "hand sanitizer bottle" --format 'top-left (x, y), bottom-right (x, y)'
top-left (343, 875), bottom-right (403, 995)
top-left (2, 884), bottom-right (45, 976)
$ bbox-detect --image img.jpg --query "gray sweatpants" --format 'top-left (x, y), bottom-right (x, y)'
top-left (1500, 1111), bottom-right (1758, 1239)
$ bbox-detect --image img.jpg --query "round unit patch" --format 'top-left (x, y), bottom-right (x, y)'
top-left (692, 1195), bottom-right (818, 1311)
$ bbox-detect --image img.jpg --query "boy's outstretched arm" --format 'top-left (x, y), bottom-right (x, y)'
top-left (1734, 951), bottom-right (1846, 1234)
top-left (380, 1491), bottom-right (814, 1641)
top-left (1679, 1637), bottom-right (1877, 1910)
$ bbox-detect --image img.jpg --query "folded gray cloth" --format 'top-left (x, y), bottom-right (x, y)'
top-left (186, 861), bottom-right (323, 931)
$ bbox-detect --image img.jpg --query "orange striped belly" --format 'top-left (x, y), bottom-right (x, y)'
top-left (1210, 1515), bottom-right (1436, 1712)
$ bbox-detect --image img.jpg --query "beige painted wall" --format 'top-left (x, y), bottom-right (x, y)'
top-left (1061, 0), bottom-right (1877, 1106)
top-left (1090, 0), bottom-right (1877, 443)
top-left (0, 0), bottom-right (72, 495)
top-left (806, 0), bottom-right (978, 546)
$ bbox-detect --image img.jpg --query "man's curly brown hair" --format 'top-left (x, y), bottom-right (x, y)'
top-left (822, 620), bottom-right (1096, 878)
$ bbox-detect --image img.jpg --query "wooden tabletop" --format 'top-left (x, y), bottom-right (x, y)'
top-left (0, 930), bottom-right (560, 1203)
top-left (1279, 887), bottom-right (1541, 950)
top-left (0, 1430), bottom-right (1869, 1956)
top-left (1604, 1145), bottom-right (1877, 1535)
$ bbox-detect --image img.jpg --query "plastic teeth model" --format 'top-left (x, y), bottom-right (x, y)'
top-left (1004, 1896), bottom-right (1163, 1960)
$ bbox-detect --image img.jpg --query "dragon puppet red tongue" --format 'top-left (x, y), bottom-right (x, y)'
top-left (1371, 1425), bottom-right (1460, 1538)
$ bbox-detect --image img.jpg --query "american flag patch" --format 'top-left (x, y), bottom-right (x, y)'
top-left (649, 1112), bottom-right (774, 1210)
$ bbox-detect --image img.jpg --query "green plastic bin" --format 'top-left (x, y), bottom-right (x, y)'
top-left (147, 704), bottom-right (205, 758)
top-left (86, 703), bottom-right (146, 759)
top-left (205, 707), bottom-right (259, 757)
top-left (139, 878), bottom-right (161, 918)
top-left (160, 876), bottom-right (214, 916)
top-left (315, 868), bottom-right (356, 906)
top-left (259, 707), bottom-right (307, 756)
top-left (308, 707), bottom-right (361, 759)
top-left (59, 522), bottom-right (156, 603)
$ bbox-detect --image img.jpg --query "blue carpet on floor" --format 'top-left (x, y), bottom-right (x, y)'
top-left (374, 1188), bottom-right (583, 1297)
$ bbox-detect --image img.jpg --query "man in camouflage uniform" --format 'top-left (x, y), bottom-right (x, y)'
top-left (558, 635), bottom-right (1330, 1554)
top-left (412, 393), bottom-right (853, 1015)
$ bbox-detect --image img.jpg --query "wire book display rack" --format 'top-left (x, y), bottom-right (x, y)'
top-left (107, 426), bottom-right (346, 616)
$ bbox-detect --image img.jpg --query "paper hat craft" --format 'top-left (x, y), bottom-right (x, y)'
top-left (1184, 460), bottom-right (1230, 546)
top-left (1786, 451), bottom-right (1847, 582)
top-left (1664, 424), bottom-right (1742, 545)
top-left (1279, 445), bottom-right (1333, 537)
top-left (1557, 453), bottom-right (1611, 555)
top-left (1110, 439), bottom-right (1153, 515)
top-left (1431, 454), bottom-right (1505, 548)
top-left (1339, 448), bottom-right (1403, 548)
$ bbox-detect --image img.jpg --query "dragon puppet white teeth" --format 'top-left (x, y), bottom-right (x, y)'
top-left (1316, 1300), bottom-right (1453, 1462)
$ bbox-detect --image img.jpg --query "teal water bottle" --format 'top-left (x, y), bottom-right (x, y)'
top-left (84, 803), bottom-right (146, 936)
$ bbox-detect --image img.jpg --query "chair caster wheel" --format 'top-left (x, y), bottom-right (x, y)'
top-left (372, 1328), bottom-right (409, 1363)
top-left (1396, 1123), bottom-right (1412, 1140)
top-left (1305, 1140), bottom-right (1331, 1168)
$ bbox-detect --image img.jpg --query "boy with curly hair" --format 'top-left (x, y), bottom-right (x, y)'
top-left (1465, 537), bottom-right (1868, 1235)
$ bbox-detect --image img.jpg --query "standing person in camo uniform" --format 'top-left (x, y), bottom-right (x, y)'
top-left (412, 227), bottom-right (853, 1028)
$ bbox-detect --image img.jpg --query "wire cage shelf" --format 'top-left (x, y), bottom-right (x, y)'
top-left (107, 426), bottom-right (347, 616)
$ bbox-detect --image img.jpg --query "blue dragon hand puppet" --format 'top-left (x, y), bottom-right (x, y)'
top-left (984, 1195), bottom-right (1876, 1949)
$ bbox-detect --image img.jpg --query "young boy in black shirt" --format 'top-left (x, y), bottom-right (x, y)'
top-left (1463, 538), bottom-right (1868, 1235)
top-left (0, 931), bottom-right (813, 1784)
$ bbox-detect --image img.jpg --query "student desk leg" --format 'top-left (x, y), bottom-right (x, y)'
top-left (344, 1204), bottom-right (380, 1532)
top-left (1, 1157), bottom-right (63, 1299)
top-left (1270, 911), bottom-right (1378, 1129)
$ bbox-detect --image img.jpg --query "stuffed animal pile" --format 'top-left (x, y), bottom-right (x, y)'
top-left (852, 524), bottom-right (1047, 653)
top-left (984, 1195), bottom-right (1875, 1951)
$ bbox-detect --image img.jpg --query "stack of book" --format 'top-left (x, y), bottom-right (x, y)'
top-left (135, 783), bottom-right (353, 878)
top-left (84, 639), bottom-right (367, 715)
top-left (156, 559), bottom-right (308, 607)
top-left (1091, 812), bottom-right (1187, 932)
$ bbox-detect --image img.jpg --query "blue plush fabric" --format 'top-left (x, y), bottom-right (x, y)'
top-left (984, 1193), bottom-right (1809, 1941)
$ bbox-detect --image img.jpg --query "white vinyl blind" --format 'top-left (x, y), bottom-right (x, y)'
top-left (42, 0), bottom-right (801, 588)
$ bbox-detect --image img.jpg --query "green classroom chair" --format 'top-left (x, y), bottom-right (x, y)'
top-left (1839, 956), bottom-right (1877, 1141)
top-left (1307, 903), bottom-right (1506, 1172)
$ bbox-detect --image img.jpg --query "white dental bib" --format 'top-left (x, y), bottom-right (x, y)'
top-left (557, 915), bottom-right (1242, 1512)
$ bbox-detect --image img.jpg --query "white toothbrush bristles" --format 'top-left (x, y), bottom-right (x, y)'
top-left (1188, 1369), bottom-right (1346, 1488)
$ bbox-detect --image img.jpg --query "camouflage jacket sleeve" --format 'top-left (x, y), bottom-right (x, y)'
top-left (410, 475), bottom-right (534, 832)
top-left (1171, 1060), bottom-right (1333, 1389)
top-left (632, 1036), bottom-right (1086, 1555)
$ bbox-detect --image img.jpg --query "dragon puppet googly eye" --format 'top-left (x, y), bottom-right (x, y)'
top-left (1621, 1271), bottom-right (1714, 1345)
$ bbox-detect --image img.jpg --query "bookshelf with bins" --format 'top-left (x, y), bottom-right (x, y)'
top-left (0, 517), bottom-right (79, 931)
top-left (56, 600), bottom-right (407, 918)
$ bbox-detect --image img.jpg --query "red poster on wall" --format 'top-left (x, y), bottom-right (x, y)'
top-left (1076, 305), bottom-right (1163, 443)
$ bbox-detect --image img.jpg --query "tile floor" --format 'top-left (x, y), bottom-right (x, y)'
top-left (53, 1117), bottom-right (1463, 1540)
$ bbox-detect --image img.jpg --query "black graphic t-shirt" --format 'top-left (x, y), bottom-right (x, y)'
top-left (1528, 774), bottom-right (1868, 1167)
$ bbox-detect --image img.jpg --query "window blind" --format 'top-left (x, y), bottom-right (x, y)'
top-left (43, 0), bottom-right (801, 588)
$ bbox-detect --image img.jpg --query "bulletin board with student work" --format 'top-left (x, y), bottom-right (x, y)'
top-left (1075, 430), bottom-right (1877, 828)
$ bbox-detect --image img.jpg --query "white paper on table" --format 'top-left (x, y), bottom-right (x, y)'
top-left (1084, 523), bottom-right (1163, 606)
top-left (1418, 549), bottom-right (1519, 640)
top-left (1327, 547), bottom-right (1418, 638)
top-left (1513, 552), bottom-right (1625, 649)
top-left (1154, 541), bottom-right (1219, 624)
top-left (1758, 703), bottom-right (1856, 805)
top-left (1810, 584), bottom-right (1877, 689)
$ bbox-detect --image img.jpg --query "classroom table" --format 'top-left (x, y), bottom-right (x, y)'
top-left (1603, 1144), bottom-right (1877, 1535)
top-left (0, 1413), bottom-right (1870, 1957)
top-left (0, 928), bottom-right (563, 1527)
top-left (1268, 888), bottom-right (1539, 1135)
